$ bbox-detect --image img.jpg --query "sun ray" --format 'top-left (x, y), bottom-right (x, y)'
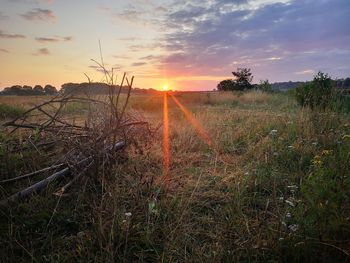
top-left (170, 94), bottom-right (214, 148)
top-left (163, 92), bottom-right (170, 183)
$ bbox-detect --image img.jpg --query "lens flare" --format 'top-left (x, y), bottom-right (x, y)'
top-left (170, 94), bottom-right (214, 148)
top-left (163, 92), bottom-right (170, 182)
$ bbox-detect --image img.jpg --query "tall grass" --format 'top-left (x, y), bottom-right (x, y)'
top-left (0, 103), bottom-right (25, 120)
top-left (0, 91), bottom-right (349, 262)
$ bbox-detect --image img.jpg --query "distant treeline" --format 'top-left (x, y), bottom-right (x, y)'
top-left (272, 77), bottom-right (350, 92)
top-left (0, 85), bottom-right (57, 96)
top-left (2, 78), bottom-right (350, 96)
top-left (271, 81), bottom-right (305, 91)
top-left (0, 82), bottom-right (161, 96)
top-left (60, 82), bottom-right (160, 95)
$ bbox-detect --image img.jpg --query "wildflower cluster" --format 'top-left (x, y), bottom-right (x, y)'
top-left (312, 155), bottom-right (323, 167)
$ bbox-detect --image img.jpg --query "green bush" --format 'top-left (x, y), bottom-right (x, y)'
top-left (295, 72), bottom-right (335, 110)
top-left (258, 79), bottom-right (273, 93)
top-left (0, 103), bottom-right (25, 120)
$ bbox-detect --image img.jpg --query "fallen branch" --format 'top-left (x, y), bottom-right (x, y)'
top-left (0, 60), bottom-right (151, 210)
top-left (0, 167), bottom-right (71, 206)
top-left (0, 163), bottom-right (65, 184)
top-left (0, 141), bottom-right (125, 206)
top-left (54, 161), bottom-right (94, 196)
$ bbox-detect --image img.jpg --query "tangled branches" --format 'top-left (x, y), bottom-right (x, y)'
top-left (0, 71), bottom-right (153, 206)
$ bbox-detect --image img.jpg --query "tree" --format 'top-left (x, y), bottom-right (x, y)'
top-left (217, 79), bottom-right (234, 91)
top-left (22, 85), bottom-right (32, 91)
top-left (44, 84), bottom-right (57, 95)
top-left (217, 68), bottom-right (254, 91)
top-left (33, 85), bottom-right (44, 95)
top-left (232, 68), bottom-right (253, 90)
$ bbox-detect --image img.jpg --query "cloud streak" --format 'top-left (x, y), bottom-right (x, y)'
top-left (35, 36), bottom-right (73, 43)
top-left (0, 30), bottom-right (26, 39)
top-left (33, 48), bottom-right (50, 56)
top-left (132, 62), bottom-right (147, 67)
top-left (21, 8), bottom-right (56, 22)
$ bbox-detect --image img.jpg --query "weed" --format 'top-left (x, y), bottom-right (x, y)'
top-left (0, 104), bottom-right (25, 120)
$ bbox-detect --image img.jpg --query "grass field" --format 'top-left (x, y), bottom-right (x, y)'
top-left (0, 91), bottom-right (349, 262)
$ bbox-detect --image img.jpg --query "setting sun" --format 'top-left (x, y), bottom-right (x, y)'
top-left (162, 84), bottom-right (169, 91)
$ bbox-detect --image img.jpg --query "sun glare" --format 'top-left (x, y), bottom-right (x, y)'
top-left (170, 94), bottom-right (214, 148)
top-left (162, 84), bottom-right (169, 91)
top-left (163, 92), bottom-right (170, 184)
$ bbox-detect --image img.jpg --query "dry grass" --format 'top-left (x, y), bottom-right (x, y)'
top-left (0, 90), bottom-right (349, 262)
top-left (0, 95), bottom-right (55, 108)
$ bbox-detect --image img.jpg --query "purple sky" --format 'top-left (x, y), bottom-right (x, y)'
top-left (1, 0), bottom-right (349, 90)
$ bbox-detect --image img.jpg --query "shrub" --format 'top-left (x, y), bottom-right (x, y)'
top-left (295, 72), bottom-right (335, 110)
top-left (258, 79), bottom-right (273, 93)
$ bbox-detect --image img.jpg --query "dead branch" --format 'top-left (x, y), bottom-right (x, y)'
top-left (0, 167), bottom-right (70, 206)
top-left (0, 54), bottom-right (153, 209)
top-left (0, 163), bottom-right (65, 184)
top-left (0, 141), bottom-right (126, 206)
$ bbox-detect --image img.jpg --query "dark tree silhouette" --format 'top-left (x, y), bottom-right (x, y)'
top-left (0, 84), bottom-right (57, 96)
top-left (232, 68), bottom-right (253, 90)
top-left (217, 68), bottom-right (254, 91)
top-left (33, 85), bottom-right (44, 95)
top-left (44, 85), bottom-right (57, 95)
top-left (217, 79), bottom-right (234, 91)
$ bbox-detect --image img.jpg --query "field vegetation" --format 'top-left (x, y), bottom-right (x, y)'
top-left (0, 85), bottom-right (349, 262)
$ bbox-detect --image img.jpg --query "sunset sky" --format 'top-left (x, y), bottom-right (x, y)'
top-left (0, 0), bottom-right (349, 91)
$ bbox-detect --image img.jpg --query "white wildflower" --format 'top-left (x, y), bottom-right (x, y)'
top-left (125, 212), bottom-right (132, 217)
top-left (286, 212), bottom-right (292, 218)
top-left (288, 224), bottom-right (298, 232)
top-left (285, 199), bottom-right (295, 207)
top-left (148, 201), bottom-right (158, 215)
top-left (287, 185), bottom-right (298, 193)
top-left (270, 129), bottom-right (278, 135)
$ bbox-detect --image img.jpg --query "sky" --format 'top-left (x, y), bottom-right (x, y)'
top-left (0, 0), bottom-right (349, 91)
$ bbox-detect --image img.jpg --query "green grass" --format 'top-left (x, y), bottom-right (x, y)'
top-left (61, 101), bottom-right (91, 114)
top-left (0, 103), bottom-right (25, 120)
top-left (0, 91), bottom-right (349, 262)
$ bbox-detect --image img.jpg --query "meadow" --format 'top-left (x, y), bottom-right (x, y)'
top-left (0, 90), bottom-right (349, 262)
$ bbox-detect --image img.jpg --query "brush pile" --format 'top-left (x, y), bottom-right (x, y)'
top-left (0, 72), bottom-right (152, 206)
